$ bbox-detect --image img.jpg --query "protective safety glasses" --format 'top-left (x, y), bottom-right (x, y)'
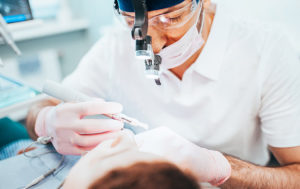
top-left (116, 0), bottom-right (199, 30)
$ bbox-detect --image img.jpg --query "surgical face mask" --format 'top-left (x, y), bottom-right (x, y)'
top-left (158, 3), bottom-right (205, 70)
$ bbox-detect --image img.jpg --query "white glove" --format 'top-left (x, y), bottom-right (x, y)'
top-left (35, 99), bottom-right (124, 155)
top-left (135, 127), bottom-right (231, 186)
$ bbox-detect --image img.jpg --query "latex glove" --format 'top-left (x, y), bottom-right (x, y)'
top-left (135, 127), bottom-right (231, 186)
top-left (35, 99), bottom-right (124, 155)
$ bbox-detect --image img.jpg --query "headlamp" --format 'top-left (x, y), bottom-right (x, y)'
top-left (114, 0), bottom-right (162, 85)
top-left (131, 0), bottom-right (161, 85)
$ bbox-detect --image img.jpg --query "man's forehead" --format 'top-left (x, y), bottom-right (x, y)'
top-left (117, 0), bottom-right (186, 12)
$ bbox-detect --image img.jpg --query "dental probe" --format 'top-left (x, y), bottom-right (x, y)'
top-left (43, 80), bottom-right (149, 129)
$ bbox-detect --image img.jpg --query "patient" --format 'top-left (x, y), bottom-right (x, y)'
top-left (63, 131), bottom-right (201, 189)
top-left (89, 162), bottom-right (200, 189)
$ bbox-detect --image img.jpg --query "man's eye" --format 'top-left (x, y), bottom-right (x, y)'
top-left (125, 16), bottom-right (134, 20)
top-left (169, 16), bottom-right (183, 23)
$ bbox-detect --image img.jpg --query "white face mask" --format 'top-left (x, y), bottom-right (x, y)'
top-left (158, 3), bottom-right (205, 70)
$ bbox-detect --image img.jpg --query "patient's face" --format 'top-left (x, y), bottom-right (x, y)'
top-left (64, 131), bottom-right (166, 189)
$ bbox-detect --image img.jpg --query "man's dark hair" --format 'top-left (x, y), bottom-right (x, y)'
top-left (89, 161), bottom-right (200, 189)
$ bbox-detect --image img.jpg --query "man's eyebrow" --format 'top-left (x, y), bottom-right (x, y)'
top-left (121, 12), bottom-right (134, 17)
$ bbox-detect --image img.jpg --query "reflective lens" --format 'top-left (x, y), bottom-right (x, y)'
top-left (118, 0), bottom-right (198, 30)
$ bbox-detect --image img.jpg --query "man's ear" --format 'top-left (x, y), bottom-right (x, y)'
top-left (204, 0), bottom-right (216, 14)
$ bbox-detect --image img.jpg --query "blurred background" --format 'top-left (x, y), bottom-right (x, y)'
top-left (214, 0), bottom-right (300, 53)
top-left (0, 0), bottom-right (299, 120)
top-left (0, 0), bottom-right (115, 88)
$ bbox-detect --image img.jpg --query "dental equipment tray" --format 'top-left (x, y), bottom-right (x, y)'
top-left (0, 75), bottom-right (39, 109)
top-left (0, 75), bottom-right (46, 120)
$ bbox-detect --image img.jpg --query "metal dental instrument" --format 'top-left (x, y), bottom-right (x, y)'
top-left (0, 14), bottom-right (22, 55)
top-left (130, 0), bottom-right (162, 85)
top-left (43, 80), bottom-right (149, 130)
top-left (23, 136), bottom-right (65, 189)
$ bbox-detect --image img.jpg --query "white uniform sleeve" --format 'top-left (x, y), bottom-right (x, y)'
top-left (259, 30), bottom-right (300, 148)
top-left (62, 35), bottom-right (114, 100)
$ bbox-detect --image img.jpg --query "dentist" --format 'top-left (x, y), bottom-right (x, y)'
top-left (26, 0), bottom-right (300, 188)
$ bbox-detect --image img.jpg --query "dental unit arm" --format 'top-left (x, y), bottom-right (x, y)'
top-left (0, 14), bottom-right (22, 66)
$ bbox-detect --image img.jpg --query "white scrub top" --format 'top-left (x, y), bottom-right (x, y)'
top-left (63, 5), bottom-right (300, 165)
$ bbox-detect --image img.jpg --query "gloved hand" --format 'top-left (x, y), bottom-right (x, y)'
top-left (135, 127), bottom-right (231, 186)
top-left (35, 99), bottom-right (124, 155)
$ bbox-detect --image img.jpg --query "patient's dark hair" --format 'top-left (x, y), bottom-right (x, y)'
top-left (89, 162), bottom-right (200, 189)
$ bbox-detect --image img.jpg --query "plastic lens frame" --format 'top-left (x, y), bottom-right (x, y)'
top-left (116, 0), bottom-right (198, 30)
